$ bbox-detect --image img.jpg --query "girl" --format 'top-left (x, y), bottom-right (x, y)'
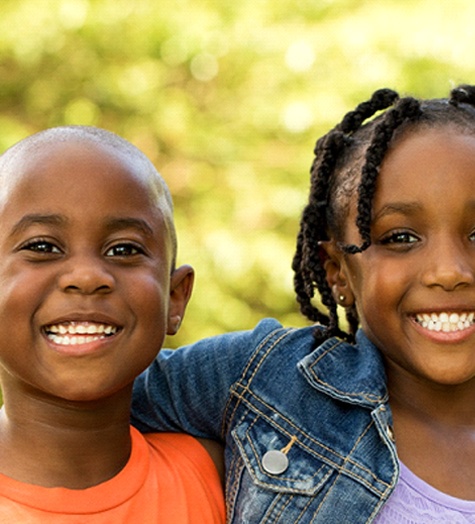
top-left (132, 86), bottom-right (475, 522)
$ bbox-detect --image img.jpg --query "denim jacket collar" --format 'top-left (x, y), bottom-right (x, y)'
top-left (298, 329), bottom-right (388, 409)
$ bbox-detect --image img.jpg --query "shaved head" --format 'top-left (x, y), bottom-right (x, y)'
top-left (0, 126), bottom-right (177, 266)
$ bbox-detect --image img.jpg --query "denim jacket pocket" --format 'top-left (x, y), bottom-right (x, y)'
top-left (232, 413), bottom-right (333, 496)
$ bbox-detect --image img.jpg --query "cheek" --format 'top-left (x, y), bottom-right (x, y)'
top-left (126, 272), bottom-right (170, 327)
top-left (0, 265), bottom-right (48, 320)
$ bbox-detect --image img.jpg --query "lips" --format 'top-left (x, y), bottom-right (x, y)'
top-left (414, 312), bottom-right (475, 333)
top-left (44, 321), bottom-right (119, 346)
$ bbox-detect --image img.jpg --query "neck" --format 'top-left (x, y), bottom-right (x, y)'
top-left (0, 385), bottom-right (133, 489)
top-left (386, 364), bottom-right (475, 499)
top-left (387, 366), bottom-right (475, 427)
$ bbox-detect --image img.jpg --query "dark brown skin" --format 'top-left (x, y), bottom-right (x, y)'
top-left (0, 385), bottom-right (134, 488)
top-left (389, 371), bottom-right (475, 500)
top-left (323, 128), bottom-right (475, 499)
top-left (0, 133), bottom-right (223, 489)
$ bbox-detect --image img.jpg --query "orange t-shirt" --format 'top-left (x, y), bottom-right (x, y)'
top-left (0, 427), bottom-right (225, 523)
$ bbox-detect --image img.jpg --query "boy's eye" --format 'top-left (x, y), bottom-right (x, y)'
top-left (105, 243), bottom-right (144, 257)
top-left (20, 240), bottom-right (61, 254)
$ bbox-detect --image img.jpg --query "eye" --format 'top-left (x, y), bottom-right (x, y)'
top-left (20, 239), bottom-right (62, 254)
top-left (378, 230), bottom-right (420, 247)
top-left (105, 243), bottom-right (144, 257)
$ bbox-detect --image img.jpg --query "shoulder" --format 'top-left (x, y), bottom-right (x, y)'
top-left (153, 318), bottom-right (296, 382)
top-left (143, 432), bottom-right (224, 483)
top-left (158, 318), bottom-right (316, 367)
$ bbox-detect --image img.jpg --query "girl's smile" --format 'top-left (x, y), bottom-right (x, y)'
top-left (335, 128), bottom-right (475, 387)
top-left (414, 311), bottom-right (475, 333)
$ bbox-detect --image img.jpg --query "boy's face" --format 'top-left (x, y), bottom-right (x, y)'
top-left (0, 138), bottom-right (191, 402)
top-left (327, 128), bottom-right (475, 389)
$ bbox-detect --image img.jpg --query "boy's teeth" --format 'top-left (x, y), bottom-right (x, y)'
top-left (415, 312), bottom-right (474, 332)
top-left (45, 322), bottom-right (117, 346)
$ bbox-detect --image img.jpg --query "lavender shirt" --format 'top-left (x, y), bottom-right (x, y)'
top-left (374, 462), bottom-right (475, 523)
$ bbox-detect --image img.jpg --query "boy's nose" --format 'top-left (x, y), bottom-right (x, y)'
top-left (421, 239), bottom-right (475, 291)
top-left (58, 255), bottom-right (115, 295)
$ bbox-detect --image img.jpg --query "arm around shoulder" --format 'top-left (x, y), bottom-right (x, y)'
top-left (131, 318), bottom-right (285, 439)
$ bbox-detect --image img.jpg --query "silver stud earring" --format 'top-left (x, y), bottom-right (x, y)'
top-left (170, 315), bottom-right (182, 332)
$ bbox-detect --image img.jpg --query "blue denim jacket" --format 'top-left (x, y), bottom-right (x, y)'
top-left (131, 319), bottom-right (399, 523)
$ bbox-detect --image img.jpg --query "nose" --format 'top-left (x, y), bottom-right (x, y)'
top-left (421, 238), bottom-right (475, 291)
top-left (58, 254), bottom-right (115, 295)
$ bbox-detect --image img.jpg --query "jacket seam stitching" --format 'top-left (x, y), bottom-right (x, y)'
top-left (233, 388), bottom-right (391, 494)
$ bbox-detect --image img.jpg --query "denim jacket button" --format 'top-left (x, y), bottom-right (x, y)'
top-left (262, 450), bottom-right (289, 475)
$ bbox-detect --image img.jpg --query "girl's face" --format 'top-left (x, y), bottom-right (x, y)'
top-left (331, 128), bottom-right (475, 388)
top-left (0, 139), bottom-right (191, 403)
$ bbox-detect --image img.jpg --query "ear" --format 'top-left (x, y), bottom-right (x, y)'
top-left (167, 264), bottom-right (195, 335)
top-left (319, 240), bottom-right (355, 308)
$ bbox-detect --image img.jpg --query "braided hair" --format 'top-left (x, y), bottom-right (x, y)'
top-left (292, 84), bottom-right (475, 343)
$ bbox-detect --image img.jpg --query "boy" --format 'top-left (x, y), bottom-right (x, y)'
top-left (0, 126), bottom-right (225, 522)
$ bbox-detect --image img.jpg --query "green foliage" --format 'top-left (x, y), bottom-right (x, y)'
top-left (1, 0), bottom-right (475, 347)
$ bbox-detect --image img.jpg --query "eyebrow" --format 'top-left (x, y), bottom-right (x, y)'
top-left (103, 217), bottom-right (155, 237)
top-left (373, 200), bottom-right (475, 222)
top-left (11, 214), bottom-right (69, 235)
top-left (10, 214), bottom-right (155, 238)
top-left (372, 202), bottom-right (423, 221)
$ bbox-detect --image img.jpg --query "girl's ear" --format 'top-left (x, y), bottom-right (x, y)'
top-left (319, 240), bottom-right (355, 308)
top-left (167, 265), bottom-right (195, 335)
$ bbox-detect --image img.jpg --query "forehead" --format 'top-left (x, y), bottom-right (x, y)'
top-left (2, 135), bottom-right (169, 206)
top-left (0, 137), bottom-right (175, 250)
top-left (371, 128), bottom-right (475, 219)
top-left (2, 137), bottom-right (149, 189)
top-left (377, 127), bottom-right (475, 192)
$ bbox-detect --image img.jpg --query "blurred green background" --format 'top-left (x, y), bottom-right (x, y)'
top-left (1, 0), bottom-right (475, 347)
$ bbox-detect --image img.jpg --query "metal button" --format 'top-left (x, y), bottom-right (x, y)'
top-left (262, 449), bottom-right (289, 475)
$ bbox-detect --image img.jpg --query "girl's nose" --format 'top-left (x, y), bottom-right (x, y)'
top-left (421, 239), bottom-right (475, 291)
top-left (58, 255), bottom-right (115, 295)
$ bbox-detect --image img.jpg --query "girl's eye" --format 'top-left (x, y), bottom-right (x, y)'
top-left (378, 231), bottom-right (419, 246)
top-left (20, 240), bottom-right (61, 254)
top-left (105, 243), bottom-right (144, 257)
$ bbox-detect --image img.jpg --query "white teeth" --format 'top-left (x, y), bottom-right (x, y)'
top-left (415, 312), bottom-right (475, 333)
top-left (47, 334), bottom-right (111, 346)
top-left (45, 322), bottom-right (118, 346)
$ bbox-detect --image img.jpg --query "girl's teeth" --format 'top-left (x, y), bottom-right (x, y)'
top-left (416, 313), bottom-right (474, 332)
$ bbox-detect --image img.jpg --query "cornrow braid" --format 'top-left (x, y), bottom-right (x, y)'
top-left (293, 84), bottom-right (475, 345)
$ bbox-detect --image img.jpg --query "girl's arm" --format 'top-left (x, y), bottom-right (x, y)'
top-left (131, 318), bottom-right (283, 440)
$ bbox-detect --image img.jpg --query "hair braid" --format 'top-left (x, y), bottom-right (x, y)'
top-left (293, 131), bottom-right (347, 327)
top-left (449, 84), bottom-right (475, 107)
top-left (294, 84), bottom-right (475, 346)
top-left (339, 88), bottom-right (399, 134)
top-left (341, 97), bottom-right (423, 254)
top-left (293, 89), bottom-right (400, 341)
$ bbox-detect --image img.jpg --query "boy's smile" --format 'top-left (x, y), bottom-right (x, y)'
top-left (333, 128), bottom-right (475, 388)
top-left (0, 137), bottom-right (189, 402)
top-left (43, 320), bottom-right (121, 355)
top-left (44, 321), bottom-right (119, 349)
